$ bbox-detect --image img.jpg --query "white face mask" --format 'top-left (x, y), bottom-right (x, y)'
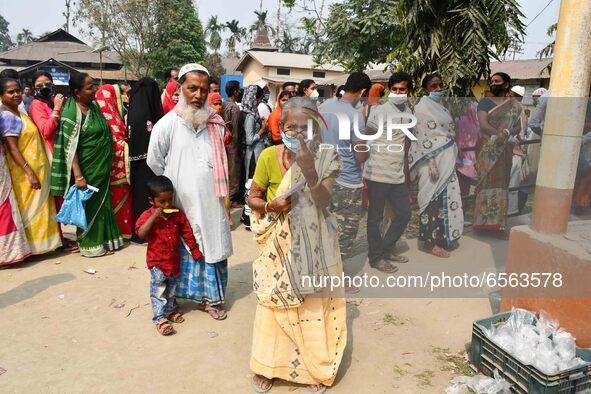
top-left (388, 92), bottom-right (407, 105)
top-left (309, 89), bottom-right (319, 100)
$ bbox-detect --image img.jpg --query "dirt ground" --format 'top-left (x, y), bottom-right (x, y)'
top-left (0, 215), bottom-right (499, 393)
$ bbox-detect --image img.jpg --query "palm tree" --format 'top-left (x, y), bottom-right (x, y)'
top-left (225, 19), bottom-right (247, 57)
top-left (277, 30), bottom-right (299, 53)
top-left (205, 15), bottom-right (225, 54)
top-left (16, 28), bottom-right (35, 46)
top-left (538, 23), bottom-right (557, 73)
top-left (250, 10), bottom-right (276, 38)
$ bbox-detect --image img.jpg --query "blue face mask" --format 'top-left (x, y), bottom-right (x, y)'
top-left (281, 131), bottom-right (301, 153)
top-left (263, 94), bottom-right (270, 102)
top-left (429, 91), bottom-right (445, 102)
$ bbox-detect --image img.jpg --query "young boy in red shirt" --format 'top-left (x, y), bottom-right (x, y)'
top-left (135, 176), bottom-right (203, 336)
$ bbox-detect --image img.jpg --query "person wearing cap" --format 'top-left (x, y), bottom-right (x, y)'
top-left (523, 87), bottom-right (548, 189)
top-left (529, 87), bottom-right (549, 136)
top-left (254, 80), bottom-right (272, 119)
top-left (507, 85), bottom-right (528, 216)
top-left (147, 63), bottom-right (232, 320)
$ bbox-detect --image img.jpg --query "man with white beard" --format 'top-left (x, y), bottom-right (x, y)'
top-left (147, 64), bottom-right (232, 320)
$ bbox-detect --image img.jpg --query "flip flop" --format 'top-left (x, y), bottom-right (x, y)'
top-left (308, 384), bottom-right (327, 393)
top-left (387, 254), bottom-right (409, 264)
top-left (370, 259), bottom-right (399, 274)
top-left (205, 306), bottom-right (227, 320)
top-left (251, 375), bottom-right (273, 393)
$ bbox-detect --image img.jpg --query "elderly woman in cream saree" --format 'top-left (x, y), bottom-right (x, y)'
top-left (248, 97), bottom-right (345, 394)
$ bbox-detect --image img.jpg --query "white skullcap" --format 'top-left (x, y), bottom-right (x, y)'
top-left (179, 63), bottom-right (210, 80)
top-left (511, 85), bottom-right (525, 97)
top-left (254, 80), bottom-right (267, 89)
top-left (532, 87), bottom-right (548, 96)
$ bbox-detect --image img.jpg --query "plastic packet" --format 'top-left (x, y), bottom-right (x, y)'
top-left (447, 370), bottom-right (511, 394)
top-left (553, 329), bottom-right (576, 361)
top-left (54, 186), bottom-right (96, 231)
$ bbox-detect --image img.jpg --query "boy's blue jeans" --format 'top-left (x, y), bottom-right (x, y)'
top-left (150, 267), bottom-right (178, 324)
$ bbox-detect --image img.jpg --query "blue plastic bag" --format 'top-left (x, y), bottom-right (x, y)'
top-left (54, 186), bottom-right (96, 231)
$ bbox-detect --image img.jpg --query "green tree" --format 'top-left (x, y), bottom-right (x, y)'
top-left (202, 53), bottom-right (226, 80)
top-left (225, 19), bottom-right (247, 57)
top-left (0, 14), bottom-right (13, 51)
top-left (277, 30), bottom-right (300, 53)
top-left (149, 0), bottom-right (206, 83)
top-left (75, 0), bottom-right (160, 77)
top-left (538, 23), bottom-right (557, 74)
top-left (205, 15), bottom-right (225, 54)
top-left (290, 0), bottom-right (525, 96)
top-left (16, 28), bottom-right (35, 46)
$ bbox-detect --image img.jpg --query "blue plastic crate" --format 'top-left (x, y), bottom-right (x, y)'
top-left (470, 311), bottom-right (591, 394)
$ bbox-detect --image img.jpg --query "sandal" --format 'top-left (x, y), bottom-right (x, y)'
top-left (204, 306), bottom-right (227, 320)
top-left (155, 319), bottom-right (174, 336)
top-left (166, 310), bottom-right (185, 323)
top-left (308, 384), bottom-right (327, 393)
top-left (429, 245), bottom-right (450, 258)
top-left (61, 241), bottom-right (80, 253)
top-left (251, 375), bottom-right (273, 393)
top-left (370, 259), bottom-right (399, 274)
top-left (387, 254), bottom-right (409, 264)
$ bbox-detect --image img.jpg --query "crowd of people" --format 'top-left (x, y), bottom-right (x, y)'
top-left (1, 60), bottom-right (590, 393)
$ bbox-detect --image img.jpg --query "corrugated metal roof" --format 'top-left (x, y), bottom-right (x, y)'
top-left (489, 58), bottom-right (552, 81)
top-left (236, 50), bottom-right (345, 72)
top-left (0, 40), bottom-right (121, 65)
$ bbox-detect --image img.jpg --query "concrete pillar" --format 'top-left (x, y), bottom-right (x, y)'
top-left (502, 0), bottom-right (591, 347)
top-left (530, 0), bottom-right (591, 234)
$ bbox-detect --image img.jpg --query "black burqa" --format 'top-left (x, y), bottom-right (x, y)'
top-left (127, 77), bottom-right (164, 243)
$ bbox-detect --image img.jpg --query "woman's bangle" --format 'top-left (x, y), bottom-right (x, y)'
top-left (75, 175), bottom-right (85, 181)
top-left (265, 201), bottom-right (274, 213)
top-left (309, 179), bottom-right (323, 191)
top-left (22, 162), bottom-right (29, 169)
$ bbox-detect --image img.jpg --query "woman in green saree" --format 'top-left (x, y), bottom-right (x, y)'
top-left (50, 72), bottom-right (124, 257)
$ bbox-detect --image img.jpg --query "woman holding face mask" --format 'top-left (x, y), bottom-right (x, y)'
top-left (28, 71), bottom-right (65, 158)
top-left (248, 97), bottom-right (345, 394)
top-left (28, 71), bottom-right (80, 252)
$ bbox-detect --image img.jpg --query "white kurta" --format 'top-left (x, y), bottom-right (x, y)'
top-left (147, 111), bottom-right (233, 263)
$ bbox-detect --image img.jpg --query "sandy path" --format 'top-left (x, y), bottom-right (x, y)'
top-left (0, 221), bottom-right (493, 393)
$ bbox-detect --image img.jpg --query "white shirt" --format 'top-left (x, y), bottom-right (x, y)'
top-left (147, 111), bottom-right (233, 263)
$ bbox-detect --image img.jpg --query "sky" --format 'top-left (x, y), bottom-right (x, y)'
top-left (0, 0), bottom-right (560, 59)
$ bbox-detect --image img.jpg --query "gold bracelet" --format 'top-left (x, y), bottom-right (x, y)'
top-left (22, 162), bottom-right (29, 169)
top-left (75, 175), bottom-right (85, 181)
